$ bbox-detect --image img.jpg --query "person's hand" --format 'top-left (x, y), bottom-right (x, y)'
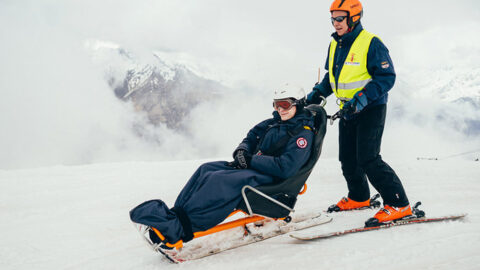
top-left (306, 84), bottom-right (324, 105)
top-left (226, 160), bottom-right (240, 168)
top-left (343, 90), bottom-right (368, 114)
top-left (235, 150), bottom-right (252, 169)
top-left (227, 150), bottom-right (252, 169)
top-left (306, 92), bottom-right (317, 105)
top-left (305, 82), bottom-right (325, 105)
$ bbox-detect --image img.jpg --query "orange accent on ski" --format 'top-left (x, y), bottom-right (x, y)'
top-left (193, 215), bottom-right (265, 238)
top-left (165, 240), bottom-right (184, 249)
top-left (226, 209), bottom-right (247, 219)
top-left (155, 210), bottom-right (270, 250)
top-left (151, 227), bottom-right (165, 241)
top-left (152, 227), bottom-right (185, 249)
top-left (298, 184), bottom-right (307, 195)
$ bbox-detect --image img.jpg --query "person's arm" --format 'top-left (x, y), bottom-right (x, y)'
top-left (249, 129), bottom-right (314, 179)
top-left (363, 37), bottom-right (396, 102)
top-left (233, 119), bottom-right (272, 157)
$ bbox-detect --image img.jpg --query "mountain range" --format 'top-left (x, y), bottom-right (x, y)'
top-left (87, 40), bottom-right (480, 138)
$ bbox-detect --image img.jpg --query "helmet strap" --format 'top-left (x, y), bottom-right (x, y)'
top-left (348, 11), bottom-right (362, 29)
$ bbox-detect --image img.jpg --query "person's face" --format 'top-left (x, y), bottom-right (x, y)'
top-left (331, 10), bottom-right (349, 36)
top-left (274, 99), bottom-right (297, 121)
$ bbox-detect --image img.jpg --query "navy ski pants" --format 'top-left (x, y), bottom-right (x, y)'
top-left (339, 104), bottom-right (409, 207)
top-left (130, 161), bottom-right (274, 244)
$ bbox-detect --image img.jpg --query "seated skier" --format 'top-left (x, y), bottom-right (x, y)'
top-left (130, 83), bottom-right (315, 248)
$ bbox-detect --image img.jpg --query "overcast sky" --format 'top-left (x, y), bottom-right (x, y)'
top-left (0, 0), bottom-right (479, 169)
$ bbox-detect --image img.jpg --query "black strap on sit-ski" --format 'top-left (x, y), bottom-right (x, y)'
top-left (171, 206), bottom-right (194, 242)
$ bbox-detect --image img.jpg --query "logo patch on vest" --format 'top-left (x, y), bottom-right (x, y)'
top-left (345, 53), bottom-right (360, 66)
top-left (296, 138), bottom-right (307, 149)
top-left (345, 62), bottom-right (360, 66)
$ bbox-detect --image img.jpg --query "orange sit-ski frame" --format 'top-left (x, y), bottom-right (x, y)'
top-left (153, 183), bottom-right (307, 249)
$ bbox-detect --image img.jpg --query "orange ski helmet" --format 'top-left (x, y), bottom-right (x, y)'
top-left (330, 0), bottom-right (363, 28)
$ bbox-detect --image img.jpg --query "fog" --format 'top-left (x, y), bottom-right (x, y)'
top-left (1, 0), bottom-right (479, 169)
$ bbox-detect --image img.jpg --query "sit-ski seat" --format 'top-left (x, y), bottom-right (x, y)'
top-left (236, 104), bottom-right (328, 218)
top-left (148, 104), bottom-right (328, 250)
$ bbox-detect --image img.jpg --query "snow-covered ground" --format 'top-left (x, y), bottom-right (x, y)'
top-left (1, 157), bottom-right (478, 269)
top-left (1, 1), bottom-right (479, 269)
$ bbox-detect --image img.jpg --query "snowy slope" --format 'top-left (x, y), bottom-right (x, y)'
top-left (1, 1), bottom-right (479, 268)
top-left (1, 157), bottom-right (479, 270)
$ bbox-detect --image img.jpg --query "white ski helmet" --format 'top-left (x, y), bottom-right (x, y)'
top-left (273, 83), bottom-right (306, 101)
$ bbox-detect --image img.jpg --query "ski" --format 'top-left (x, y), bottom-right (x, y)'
top-left (290, 213), bottom-right (467, 241)
top-left (155, 211), bottom-right (333, 263)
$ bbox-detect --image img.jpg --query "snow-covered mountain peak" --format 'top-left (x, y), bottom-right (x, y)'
top-left (399, 66), bottom-right (480, 102)
top-left (84, 39), bottom-right (227, 130)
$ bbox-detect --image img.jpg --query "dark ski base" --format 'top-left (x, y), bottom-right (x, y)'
top-left (157, 249), bottom-right (178, 263)
top-left (290, 213), bottom-right (467, 241)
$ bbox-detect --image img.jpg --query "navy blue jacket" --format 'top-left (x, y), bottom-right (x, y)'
top-left (308, 23), bottom-right (396, 109)
top-left (234, 109), bottom-right (314, 179)
top-left (129, 109), bottom-right (315, 244)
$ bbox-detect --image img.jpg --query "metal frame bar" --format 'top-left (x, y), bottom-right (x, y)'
top-left (319, 96), bottom-right (327, 107)
top-left (241, 185), bottom-right (295, 216)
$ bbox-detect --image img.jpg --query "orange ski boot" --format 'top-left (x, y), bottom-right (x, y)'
top-left (327, 194), bottom-right (381, 213)
top-left (365, 204), bottom-right (413, 227)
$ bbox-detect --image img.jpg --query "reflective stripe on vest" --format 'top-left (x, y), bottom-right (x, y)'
top-left (328, 30), bottom-right (378, 106)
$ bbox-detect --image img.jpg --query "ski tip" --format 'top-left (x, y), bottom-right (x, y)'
top-left (157, 249), bottom-right (182, 264)
top-left (453, 213), bottom-right (468, 219)
top-left (434, 213), bottom-right (468, 219)
top-left (289, 233), bottom-right (308, 240)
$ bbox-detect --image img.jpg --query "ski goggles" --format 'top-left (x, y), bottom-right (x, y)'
top-left (331, 15), bottom-right (347, 23)
top-left (273, 99), bottom-right (296, 110)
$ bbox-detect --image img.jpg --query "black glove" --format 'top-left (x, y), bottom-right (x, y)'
top-left (306, 90), bottom-right (319, 105)
top-left (343, 91), bottom-right (368, 115)
top-left (342, 100), bottom-right (356, 115)
top-left (226, 149), bottom-right (252, 169)
top-left (306, 84), bottom-right (326, 105)
top-left (226, 160), bottom-right (240, 168)
top-left (235, 150), bottom-right (252, 169)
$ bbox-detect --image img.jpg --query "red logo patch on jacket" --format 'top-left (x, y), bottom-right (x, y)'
top-left (296, 138), bottom-right (308, 149)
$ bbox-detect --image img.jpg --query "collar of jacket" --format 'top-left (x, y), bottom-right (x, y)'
top-left (331, 22), bottom-right (364, 46)
top-left (272, 109), bottom-right (313, 127)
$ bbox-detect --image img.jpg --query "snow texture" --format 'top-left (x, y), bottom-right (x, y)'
top-left (0, 158), bottom-right (479, 269)
top-left (1, 0), bottom-right (479, 268)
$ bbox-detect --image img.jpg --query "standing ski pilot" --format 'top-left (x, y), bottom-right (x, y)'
top-left (306, 0), bottom-right (412, 226)
top-left (130, 84), bottom-right (315, 247)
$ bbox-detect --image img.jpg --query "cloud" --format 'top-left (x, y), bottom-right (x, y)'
top-left (1, 0), bottom-right (479, 169)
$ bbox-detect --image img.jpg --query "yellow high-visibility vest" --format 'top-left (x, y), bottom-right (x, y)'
top-left (328, 30), bottom-right (378, 107)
